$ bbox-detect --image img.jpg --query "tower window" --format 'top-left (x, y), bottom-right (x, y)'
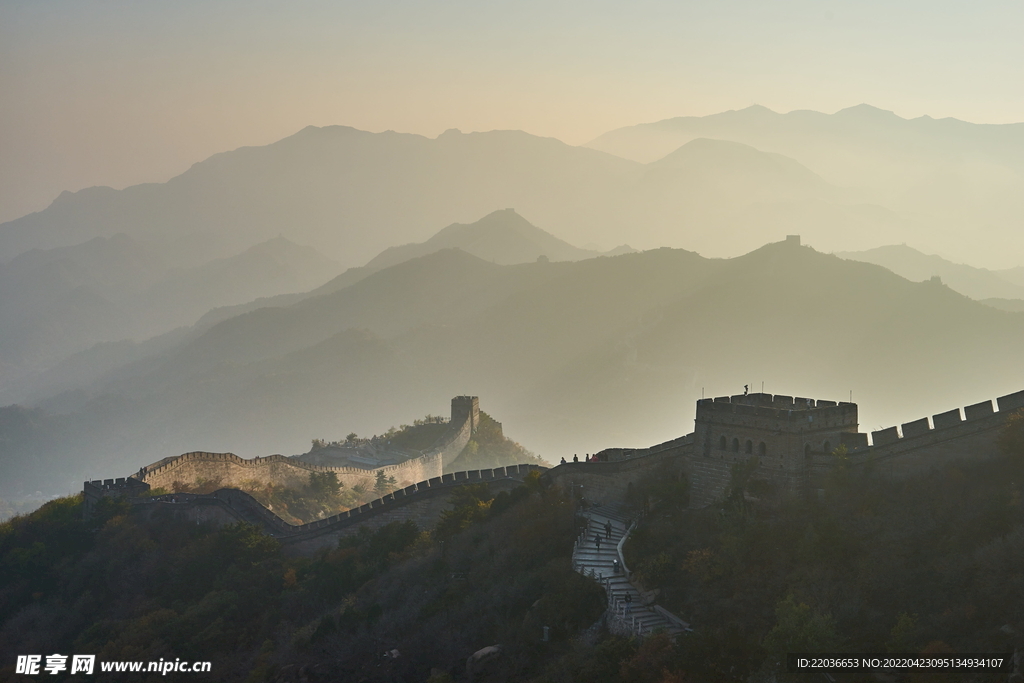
top-left (758, 442), bottom-right (767, 457)
top-left (745, 440), bottom-right (753, 454)
top-left (732, 438), bottom-right (740, 452)
top-left (719, 435), bottom-right (727, 450)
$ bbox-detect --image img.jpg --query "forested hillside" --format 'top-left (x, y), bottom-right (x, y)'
top-left (3, 416), bottom-right (1023, 681)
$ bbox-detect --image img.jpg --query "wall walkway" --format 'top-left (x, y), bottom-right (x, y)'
top-left (134, 464), bottom-right (544, 555)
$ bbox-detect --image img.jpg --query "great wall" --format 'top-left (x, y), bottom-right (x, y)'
top-left (89, 464), bottom-right (544, 555)
top-left (86, 389), bottom-right (1024, 553)
top-left (135, 396), bottom-right (481, 494)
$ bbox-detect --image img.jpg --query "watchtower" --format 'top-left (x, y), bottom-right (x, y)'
top-left (451, 396), bottom-right (480, 433)
top-left (694, 393), bottom-right (860, 471)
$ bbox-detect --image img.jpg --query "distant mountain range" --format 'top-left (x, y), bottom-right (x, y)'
top-left (5, 106), bottom-right (1024, 501)
top-left (4, 237), bottom-right (1023, 498)
top-left (0, 235), bottom-right (339, 401)
top-left (588, 104), bottom-right (1024, 269)
top-left (0, 127), bottom-right (641, 268)
top-left (3, 114), bottom-right (995, 273)
top-left (837, 244), bottom-right (1024, 301)
top-left (192, 209), bottom-right (634, 331)
top-left (364, 208), bottom-right (632, 270)
top-left (0, 210), bottom-right (629, 407)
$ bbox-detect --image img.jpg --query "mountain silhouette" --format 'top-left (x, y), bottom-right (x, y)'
top-left (4, 238), bottom-right (1023, 498)
top-left (0, 235), bottom-right (337, 402)
top-left (0, 118), bottom-right (936, 272)
top-left (838, 244), bottom-right (1024, 301)
top-left (0, 126), bottom-right (640, 268)
top-left (364, 208), bottom-right (609, 269)
top-left (189, 209), bottom-right (633, 334)
top-left (587, 105), bottom-right (1024, 268)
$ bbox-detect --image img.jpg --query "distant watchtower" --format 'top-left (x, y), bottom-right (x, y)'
top-left (451, 396), bottom-right (481, 433)
top-left (694, 393), bottom-right (861, 471)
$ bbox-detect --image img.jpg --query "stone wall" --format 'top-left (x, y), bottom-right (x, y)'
top-left (545, 446), bottom-right (689, 503)
top-left (694, 393), bottom-right (859, 472)
top-left (132, 464), bottom-right (544, 556)
top-left (680, 389), bottom-right (1024, 507)
top-left (809, 389), bottom-right (1024, 483)
top-left (136, 396), bottom-right (477, 493)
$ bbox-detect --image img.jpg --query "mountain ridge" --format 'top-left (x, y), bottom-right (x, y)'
top-left (837, 244), bottom-right (1024, 301)
top-left (5, 237), bottom-right (1023, 498)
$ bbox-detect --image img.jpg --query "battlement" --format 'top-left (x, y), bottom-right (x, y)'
top-left (83, 476), bottom-right (151, 517)
top-left (697, 393), bottom-right (856, 420)
top-left (694, 392), bottom-right (859, 473)
top-left (133, 396), bottom-right (481, 495)
top-left (862, 389), bottom-right (1024, 449)
top-left (132, 463), bottom-right (546, 552)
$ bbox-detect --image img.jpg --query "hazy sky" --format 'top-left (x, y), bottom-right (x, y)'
top-left (2, 0), bottom-right (1023, 224)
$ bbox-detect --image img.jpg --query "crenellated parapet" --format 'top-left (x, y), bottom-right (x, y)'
top-left (135, 396), bottom-right (479, 493)
top-left (694, 392), bottom-right (859, 468)
top-left (862, 390), bottom-right (1024, 450)
top-left (682, 389), bottom-right (1024, 506)
top-left (131, 463), bottom-right (546, 554)
top-left (803, 389), bottom-right (1024, 482)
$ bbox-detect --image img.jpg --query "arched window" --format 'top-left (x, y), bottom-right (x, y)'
top-left (804, 444), bottom-right (812, 459)
top-left (745, 440), bottom-right (753, 454)
top-left (823, 440), bottom-right (832, 455)
top-left (719, 435), bottom-right (727, 450)
top-left (758, 442), bottom-right (767, 457)
top-left (732, 438), bottom-right (740, 452)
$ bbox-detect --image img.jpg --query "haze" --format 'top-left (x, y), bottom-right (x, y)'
top-left (3, 1), bottom-right (1024, 513)
top-left (4, 0), bottom-right (1024, 225)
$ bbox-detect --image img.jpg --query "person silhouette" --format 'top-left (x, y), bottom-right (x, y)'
top-left (744, 384), bottom-right (749, 395)
top-left (573, 454), bottom-right (579, 463)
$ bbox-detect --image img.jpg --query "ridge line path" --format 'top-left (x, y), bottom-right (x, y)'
top-left (572, 501), bottom-right (687, 637)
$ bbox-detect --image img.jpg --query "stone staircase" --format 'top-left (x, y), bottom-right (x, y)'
top-left (572, 501), bottom-right (689, 638)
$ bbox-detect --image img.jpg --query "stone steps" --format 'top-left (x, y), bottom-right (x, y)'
top-left (571, 503), bottom-right (686, 637)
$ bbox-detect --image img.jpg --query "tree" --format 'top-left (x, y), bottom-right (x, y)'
top-left (886, 612), bottom-right (917, 653)
top-left (374, 470), bottom-right (397, 496)
top-left (436, 484), bottom-right (492, 540)
top-left (308, 472), bottom-right (342, 503)
top-left (762, 595), bottom-right (839, 663)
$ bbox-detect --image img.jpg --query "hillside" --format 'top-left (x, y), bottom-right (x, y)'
top-left (837, 244), bottom-right (1024, 301)
top-left (0, 235), bottom-right (338, 404)
top-left (622, 414), bottom-right (1024, 680)
top-left (0, 476), bottom-right (610, 682)
top-left (1, 120), bottom-right (928, 272)
top-left (0, 127), bottom-right (640, 267)
top-left (184, 209), bottom-right (629, 342)
top-left (364, 208), bottom-right (610, 269)
top-left (4, 238), bottom-right (1024, 498)
top-left (998, 266), bottom-right (1024, 288)
top-left (3, 418), bottom-right (1023, 681)
top-left (587, 104), bottom-right (1024, 268)
top-left (983, 298), bottom-right (1024, 313)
